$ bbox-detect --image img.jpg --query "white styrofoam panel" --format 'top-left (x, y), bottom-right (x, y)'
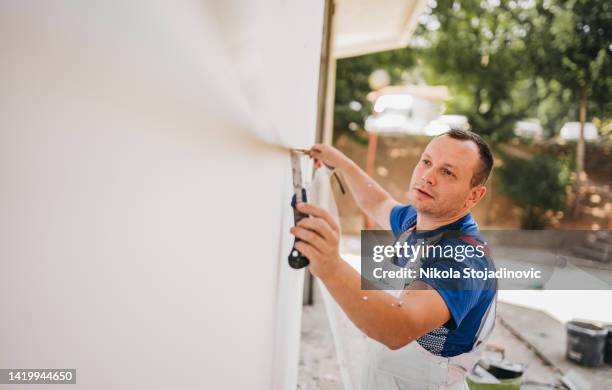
top-left (209, 0), bottom-right (325, 149)
top-left (0, 1), bottom-right (321, 388)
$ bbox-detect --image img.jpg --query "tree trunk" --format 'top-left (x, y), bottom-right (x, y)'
top-left (571, 89), bottom-right (588, 219)
top-left (364, 131), bottom-right (378, 229)
top-left (576, 90), bottom-right (587, 178)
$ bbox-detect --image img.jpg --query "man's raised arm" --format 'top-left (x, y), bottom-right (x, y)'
top-left (310, 144), bottom-right (399, 229)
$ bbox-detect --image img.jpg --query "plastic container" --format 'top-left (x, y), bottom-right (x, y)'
top-left (466, 356), bottom-right (524, 390)
top-left (566, 320), bottom-right (607, 367)
top-left (605, 325), bottom-right (612, 365)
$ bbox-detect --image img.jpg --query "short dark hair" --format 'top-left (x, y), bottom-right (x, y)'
top-left (439, 129), bottom-right (494, 187)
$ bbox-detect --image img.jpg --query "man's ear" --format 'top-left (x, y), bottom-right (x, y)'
top-left (467, 185), bottom-right (487, 208)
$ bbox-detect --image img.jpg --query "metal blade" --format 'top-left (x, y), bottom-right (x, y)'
top-left (290, 151), bottom-right (304, 202)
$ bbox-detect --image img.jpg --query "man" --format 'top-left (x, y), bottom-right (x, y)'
top-left (290, 129), bottom-right (497, 389)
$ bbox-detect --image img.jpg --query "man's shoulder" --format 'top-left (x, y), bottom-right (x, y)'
top-left (390, 204), bottom-right (417, 236)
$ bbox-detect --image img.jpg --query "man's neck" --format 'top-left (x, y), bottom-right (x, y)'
top-left (416, 211), bottom-right (469, 231)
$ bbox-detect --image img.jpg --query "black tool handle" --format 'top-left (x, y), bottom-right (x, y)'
top-left (288, 189), bottom-right (310, 269)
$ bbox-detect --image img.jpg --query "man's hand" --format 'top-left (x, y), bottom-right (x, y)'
top-left (290, 202), bottom-right (341, 279)
top-left (309, 144), bottom-right (352, 172)
top-left (309, 144), bottom-right (398, 229)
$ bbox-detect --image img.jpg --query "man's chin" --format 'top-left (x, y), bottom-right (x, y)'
top-left (408, 195), bottom-right (434, 213)
top-left (412, 203), bottom-right (432, 213)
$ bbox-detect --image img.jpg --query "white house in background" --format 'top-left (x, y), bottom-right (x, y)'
top-left (559, 122), bottom-right (600, 141)
top-left (424, 115), bottom-right (470, 136)
top-left (364, 85), bottom-right (450, 134)
top-left (514, 119), bottom-right (544, 140)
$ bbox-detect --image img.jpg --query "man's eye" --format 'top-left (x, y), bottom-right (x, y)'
top-left (422, 159), bottom-right (431, 166)
top-left (443, 169), bottom-right (454, 177)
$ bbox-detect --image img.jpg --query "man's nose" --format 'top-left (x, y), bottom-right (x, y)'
top-left (421, 168), bottom-right (436, 186)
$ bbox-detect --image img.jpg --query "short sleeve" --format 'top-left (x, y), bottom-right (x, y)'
top-left (389, 204), bottom-right (417, 237)
top-left (417, 259), bottom-right (484, 329)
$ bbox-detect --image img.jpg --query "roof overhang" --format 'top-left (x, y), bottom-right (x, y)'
top-left (333, 0), bottom-right (428, 59)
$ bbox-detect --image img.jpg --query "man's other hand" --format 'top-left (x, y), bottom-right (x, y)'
top-left (309, 144), bottom-right (351, 172)
top-left (290, 202), bottom-right (341, 279)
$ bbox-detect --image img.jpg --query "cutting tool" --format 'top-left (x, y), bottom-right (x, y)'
top-left (288, 149), bottom-right (310, 269)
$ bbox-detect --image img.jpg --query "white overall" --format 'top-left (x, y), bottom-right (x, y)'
top-left (360, 231), bottom-right (497, 390)
top-left (360, 336), bottom-right (481, 390)
top-left (360, 294), bottom-right (496, 390)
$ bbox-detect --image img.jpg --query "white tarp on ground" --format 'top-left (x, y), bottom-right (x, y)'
top-left (309, 168), bottom-right (370, 390)
top-left (0, 1), bottom-right (323, 389)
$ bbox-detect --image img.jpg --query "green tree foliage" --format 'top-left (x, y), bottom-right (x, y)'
top-left (333, 0), bottom-right (611, 145)
top-left (526, 0), bottom-right (611, 177)
top-left (528, 0), bottom-right (611, 119)
top-left (496, 153), bottom-right (572, 228)
top-left (417, 0), bottom-right (541, 140)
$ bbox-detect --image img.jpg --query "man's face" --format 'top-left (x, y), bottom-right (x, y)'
top-left (407, 135), bottom-right (484, 218)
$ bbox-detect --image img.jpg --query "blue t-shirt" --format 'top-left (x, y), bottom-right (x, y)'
top-left (390, 204), bottom-right (497, 357)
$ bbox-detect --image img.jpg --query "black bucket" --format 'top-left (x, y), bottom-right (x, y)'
top-left (566, 320), bottom-right (607, 367)
top-left (605, 325), bottom-right (612, 365)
